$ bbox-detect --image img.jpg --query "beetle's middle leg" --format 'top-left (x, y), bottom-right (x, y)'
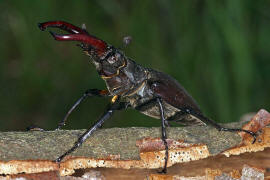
top-left (57, 89), bottom-right (109, 130)
top-left (157, 98), bottom-right (169, 174)
top-left (56, 96), bottom-right (124, 162)
top-left (134, 98), bottom-right (171, 127)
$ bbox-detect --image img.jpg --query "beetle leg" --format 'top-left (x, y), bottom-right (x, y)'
top-left (56, 89), bottom-right (109, 130)
top-left (157, 98), bottom-right (169, 174)
top-left (164, 120), bottom-right (171, 127)
top-left (151, 82), bottom-right (257, 144)
top-left (181, 107), bottom-right (257, 144)
top-left (56, 96), bottom-right (123, 162)
top-left (135, 98), bottom-right (170, 127)
top-left (166, 111), bottom-right (187, 123)
top-left (166, 111), bottom-right (206, 126)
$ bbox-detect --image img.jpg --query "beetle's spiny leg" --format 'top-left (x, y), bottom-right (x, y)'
top-left (56, 109), bottom-right (114, 162)
top-left (182, 108), bottom-right (257, 144)
top-left (164, 120), bottom-right (170, 127)
top-left (219, 127), bottom-right (257, 144)
top-left (56, 96), bottom-right (123, 162)
top-left (57, 89), bottom-right (109, 130)
top-left (157, 98), bottom-right (169, 174)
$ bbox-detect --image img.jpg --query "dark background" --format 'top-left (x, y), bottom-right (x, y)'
top-left (0, 1), bottom-right (269, 131)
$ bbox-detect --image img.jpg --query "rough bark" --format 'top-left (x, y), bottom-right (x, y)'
top-left (0, 109), bottom-right (269, 179)
top-left (0, 126), bottom-right (241, 161)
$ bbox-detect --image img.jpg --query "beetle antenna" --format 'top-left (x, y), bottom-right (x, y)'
top-left (81, 23), bottom-right (87, 30)
top-left (123, 35), bottom-right (132, 47)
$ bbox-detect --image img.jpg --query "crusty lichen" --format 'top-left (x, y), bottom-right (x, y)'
top-left (0, 126), bottom-right (241, 161)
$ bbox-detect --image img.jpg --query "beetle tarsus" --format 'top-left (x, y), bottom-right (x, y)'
top-left (183, 108), bottom-right (258, 144)
top-left (55, 157), bottom-right (62, 163)
top-left (251, 132), bottom-right (257, 144)
top-left (158, 169), bottom-right (167, 174)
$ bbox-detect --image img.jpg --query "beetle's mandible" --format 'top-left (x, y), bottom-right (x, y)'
top-left (38, 21), bottom-right (257, 173)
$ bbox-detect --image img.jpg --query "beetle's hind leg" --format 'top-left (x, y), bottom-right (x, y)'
top-left (56, 89), bottom-right (109, 130)
top-left (181, 108), bottom-right (257, 144)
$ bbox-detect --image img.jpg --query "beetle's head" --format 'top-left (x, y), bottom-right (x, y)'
top-left (38, 21), bottom-right (126, 77)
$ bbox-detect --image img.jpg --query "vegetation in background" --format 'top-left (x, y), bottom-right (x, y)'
top-left (0, 0), bottom-right (269, 130)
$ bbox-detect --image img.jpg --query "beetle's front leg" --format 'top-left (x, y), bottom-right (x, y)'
top-left (57, 89), bottom-right (109, 130)
top-left (56, 96), bottom-right (124, 162)
top-left (156, 98), bottom-right (169, 174)
top-left (27, 89), bottom-right (110, 131)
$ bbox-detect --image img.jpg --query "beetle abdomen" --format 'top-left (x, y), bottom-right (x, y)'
top-left (148, 69), bottom-right (201, 113)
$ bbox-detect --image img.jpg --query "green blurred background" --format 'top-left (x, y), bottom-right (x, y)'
top-left (0, 0), bottom-right (269, 131)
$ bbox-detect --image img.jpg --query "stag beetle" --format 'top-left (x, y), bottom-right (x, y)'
top-left (38, 21), bottom-right (257, 173)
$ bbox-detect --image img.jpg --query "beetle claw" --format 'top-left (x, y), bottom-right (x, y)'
top-left (39, 21), bottom-right (108, 56)
top-left (38, 21), bottom-right (87, 34)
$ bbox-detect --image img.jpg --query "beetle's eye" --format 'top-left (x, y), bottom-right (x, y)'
top-left (107, 53), bottom-right (121, 64)
top-left (115, 53), bottom-right (121, 59)
top-left (107, 56), bottom-right (116, 64)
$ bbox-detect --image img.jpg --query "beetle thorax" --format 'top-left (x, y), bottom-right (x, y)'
top-left (87, 46), bottom-right (148, 96)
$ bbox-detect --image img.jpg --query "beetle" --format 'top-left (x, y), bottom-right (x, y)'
top-left (38, 21), bottom-right (257, 173)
